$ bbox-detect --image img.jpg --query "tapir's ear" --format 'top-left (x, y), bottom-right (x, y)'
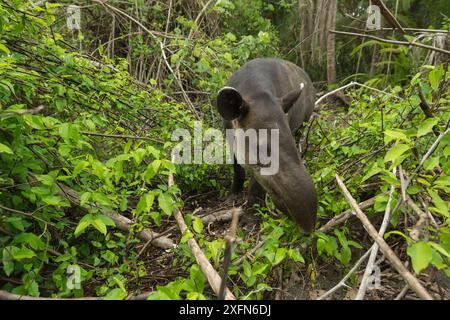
top-left (216, 87), bottom-right (246, 121)
top-left (280, 83), bottom-right (304, 113)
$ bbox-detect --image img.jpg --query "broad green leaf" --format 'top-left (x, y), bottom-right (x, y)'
top-left (91, 217), bottom-right (107, 235)
top-left (428, 65), bottom-right (443, 91)
top-left (417, 117), bottom-right (439, 137)
top-left (384, 144), bottom-right (410, 163)
top-left (427, 189), bottom-right (448, 213)
top-left (158, 192), bottom-right (173, 216)
top-left (0, 43), bottom-right (10, 54)
top-left (384, 129), bottom-right (409, 144)
top-left (80, 192), bottom-right (91, 206)
top-left (192, 217), bottom-right (203, 234)
top-left (96, 214), bottom-right (115, 227)
top-left (135, 193), bottom-right (155, 215)
top-left (13, 247), bottom-right (36, 260)
top-left (407, 241), bottom-right (432, 274)
top-left (429, 242), bottom-right (450, 258)
top-left (144, 160), bottom-right (161, 181)
top-left (74, 220), bottom-right (90, 237)
top-left (104, 288), bottom-right (127, 300)
top-left (0, 143), bottom-right (13, 154)
top-left (41, 195), bottom-right (68, 207)
top-left (72, 161), bottom-right (89, 177)
top-left (423, 157), bottom-right (439, 171)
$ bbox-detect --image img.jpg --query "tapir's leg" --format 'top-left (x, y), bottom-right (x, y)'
top-left (231, 157), bottom-right (245, 194)
top-left (247, 177), bottom-right (266, 206)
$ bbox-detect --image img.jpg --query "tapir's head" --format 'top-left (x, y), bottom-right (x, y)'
top-left (216, 86), bottom-right (317, 233)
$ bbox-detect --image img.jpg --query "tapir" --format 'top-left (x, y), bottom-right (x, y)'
top-left (216, 58), bottom-right (317, 233)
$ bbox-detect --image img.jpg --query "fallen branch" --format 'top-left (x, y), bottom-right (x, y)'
top-left (58, 183), bottom-right (175, 250)
top-left (330, 30), bottom-right (450, 55)
top-left (335, 174), bottom-right (434, 300)
top-left (168, 164), bottom-right (236, 300)
top-left (356, 168), bottom-right (397, 300)
top-left (201, 208), bottom-right (234, 224)
top-left (219, 208), bottom-right (240, 300)
top-left (318, 195), bottom-right (384, 234)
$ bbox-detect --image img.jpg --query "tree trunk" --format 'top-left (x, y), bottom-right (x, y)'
top-left (327, 0), bottom-right (337, 85)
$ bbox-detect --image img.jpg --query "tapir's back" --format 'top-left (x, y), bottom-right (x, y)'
top-left (227, 58), bottom-right (315, 132)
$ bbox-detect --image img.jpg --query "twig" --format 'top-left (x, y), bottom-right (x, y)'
top-left (335, 174), bottom-right (434, 300)
top-left (80, 131), bottom-right (163, 143)
top-left (314, 81), bottom-right (398, 107)
top-left (355, 168), bottom-right (397, 300)
top-left (330, 30), bottom-right (450, 55)
top-left (0, 105), bottom-right (45, 117)
top-left (318, 195), bottom-right (385, 234)
top-left (395, 285), bottom-right (409, 300)
top-left (317, 249), bottom-right (371, 300)
top-left (234, 240), bottom-right (265, 266)
top-left (0, 204), bottom-right (55, 227)
top-left (219, 208), bottom-right (240, 300)
top-left (168, 158), bottom-right (235, 300)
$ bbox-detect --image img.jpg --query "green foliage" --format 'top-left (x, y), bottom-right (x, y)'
top-left (0, 0), bottom-right (191, 298)
top-left (306, 64), bottom-right (450, 277)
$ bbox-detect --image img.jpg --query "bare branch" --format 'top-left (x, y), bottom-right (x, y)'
top-left (335, 174), bottom-right (434, 300)
top-left (330, 30), bottom-right (450, 55)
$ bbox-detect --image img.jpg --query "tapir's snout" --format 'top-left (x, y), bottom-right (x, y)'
top-left (256, 157), bottom-right (318, 234)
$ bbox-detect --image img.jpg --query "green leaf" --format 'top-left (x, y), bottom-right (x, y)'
top-left (423, 157), bottom-right (439, 171)
top-left (417, 117), bottom-right (439, 137)
top-left (0, 143), bottom-right (13, 154)
top-left (41, 195), bottom-right (68, 207)
top-left (2, 247), bottom-right (19, 276)
top-left (428, 65), bottom-right (443, 91)
top-left (96, 214), bottom-right (115, 227)
top-left (13, 247), bottom-right (36, 260)
top-left (135, 192), bottom-right (155, 215)
top-left (192, 217), bottom-right (203, 234)
top-left (384, 144), bottom-right (410, 163)
top-left (384, 129), bottom-right (409, 144)
top-left (74, 220), bottom-right (90, 237)
top-left (429, 242), bottom-right (450, 258)
top-left (407, 241), bottom-right (432, 274)
top-left (104, 288), bottom-right (127, 300)
top-left (91, 217), bottom-right (107, 235)
top-left (80, 192), bottom-right (91, 206)
top-left (0, 43), bottom-right (10, 54)
top-left (427, 189), bottom-right (448, 213)
top-left (158, 192), bottom-right (173, 216)
top-left (273, 248), bottom-right (287, 265)
top-left (72, 160), bottom-right (89, 177)
top-left (144, 160), bottom-right (161, 181)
